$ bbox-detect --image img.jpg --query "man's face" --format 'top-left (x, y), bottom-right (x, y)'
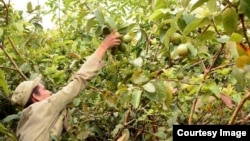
top-left (34, 83), bottom-right (52, 101)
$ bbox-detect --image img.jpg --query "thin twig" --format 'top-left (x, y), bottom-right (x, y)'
top-left (166, 78), bottom-right (199, 85)
top-left (176, 95), bottom-right (188, 122)
top-left (188, 82), bottom-right (204, 125)
top-left (0, 66), bottom-right (17, 71)
top-left (197, 54), bottom-right (207, 72)
top-left (228, 92), bottom-right (250, 125)
top-left (123, 105), bottom-right (132, 126)
top-left (212, 19), bottom-right (220, 36)
top-left (114, 106), bottom-right (132, 141)
top-left (201, 24), bottom-right (211, 34)
top-left (210, 62), bottom-right (235, 72)
top-left (133, 128), bottom-right (143, 141)
top-left (239, 14), bottom-right (250, 47)
top-left (241, 113), bottom-right (250, 125)
top-left (8, 37), bottom-right (23, 59)
top-left (2, 0), bottom-right (9, 25)
top-left (208, 43), bottom-right (226, 71)
top-left (185, 56), bottom-right (214, 69)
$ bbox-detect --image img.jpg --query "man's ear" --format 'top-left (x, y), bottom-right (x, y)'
top-left (31, 93), bottom-right (40, 102)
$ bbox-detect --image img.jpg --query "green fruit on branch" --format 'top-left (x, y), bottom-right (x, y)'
top-left (177, 72), bottom-right (184, 80)
top-left (176, 43), bottom-right (189, 57)
top-left (170, 33), bottom-right (181, 44)
top-left (118, 43), bottom-right (127, 52)
top-left (122, 34), bottom-right (132, 43)
top-left (111, 43), bottom-right (127, 55)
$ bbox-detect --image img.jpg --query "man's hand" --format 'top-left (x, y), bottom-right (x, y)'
top-left (93, 30), bottom-right (122, 60)
top-left (100, 29), bottom-right (122, 50)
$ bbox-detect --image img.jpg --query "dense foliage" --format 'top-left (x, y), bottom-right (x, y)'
top-left (1, 0), bottom-right (250, 140)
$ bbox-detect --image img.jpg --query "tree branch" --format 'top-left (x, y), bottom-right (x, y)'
top-left (228, 91), bottom-right (250, 125)
top-left (0, 43), bottom-right (28, 80)
top-left (210, 62), bottom-right (235, 72)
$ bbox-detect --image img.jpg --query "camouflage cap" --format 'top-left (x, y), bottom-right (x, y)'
top-left (11, 75), bottom-right (41, 107)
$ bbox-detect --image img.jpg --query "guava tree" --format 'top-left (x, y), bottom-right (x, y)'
top-left (1, 0), bottom-right (250, 140)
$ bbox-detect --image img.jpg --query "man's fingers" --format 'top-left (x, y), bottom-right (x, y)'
top-left (112, 29), bottom-right (118, 33)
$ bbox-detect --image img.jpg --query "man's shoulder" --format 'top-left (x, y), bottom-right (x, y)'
top-left (22, 99), bottom-right (55, 113)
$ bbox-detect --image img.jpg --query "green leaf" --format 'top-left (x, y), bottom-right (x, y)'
top-left (142, 82), bottom-right (155, 93)
top-left (105, 16), bottom-right (116, 29)
top-left (14, 22), bottom-right (24, 33)
top-left (50, 134), bottom-right (60, 141)
top-left (86, 17), bottom-right (96, 33)
top-left (222, 7), bottom-right (238, 34)
top-left (207, 0), bottom-right (216, 13)
top-left (131, 89), bottom-right (142, 109)
top-left (230, 32), bottom-right (243, 42)
top-left (153, 0), bottom-right (165, 9)
top-left (197, 30), bottom-right (215, 43)
top-left (183, 12), bottom-right (195, 25)
top-left (240, 0), bottom-right (250, 19)
top-left (0, 123), bottom-right (17, 141)
top-left (77, 131), bottom-right (93, 140)
top-left (111, 124), bottom-right (124, 137)
top-left (181, 0), bottom-right (191, 8)
top-left (177, 17), bottom-right (187, 31)
top-left (27, 2), bottom-right (32, 13)
top-left (0, 123), bottom-right (8, 135)
top-left (73, 98), bottom-right (81, 106)
top-left (50, 70), bottom-right (65, 79)
top-left (187, 44), bottom-right (198, 56)
top-left (0, 70), bottom-right (10, 96)
top-left (191, 0), bottom-right (210, 12)
top-left (150, 9), bottom-right (167, 21)
top-left (94, 9), bottom-right (105, 24)
top-left (131, 70), bottom-right (149, 85)
top-left (245, 71), bottom-right (250, 79)
top-left (154, 81), bottom-right (167, 101)
top-left (217, 35), bottom-right (229, 43)
top-left (183, 18), bottom-right (204, 36)
top-left (145, 80), bottom-right (166, 103)
top-left (3, 114), bottom-right (20, 123)
top-left (0, 28), bottom-right (3, 36)
top-left (165, 84), bottom-right (173, 108)
top-left (35, 5), bottom-right (41, 10)
top-left (131, 57), bottom-right (143, 67)
top-left (154, 131), bottom-right (167, 139)
top-left (164, 26), bottom-right (177, 47)
top-left (232, 68), bottom-right (246, 91)
top-left (209, 81), bottom-right (220, 98)
top-left (20, 62), bottom-right (30, 73)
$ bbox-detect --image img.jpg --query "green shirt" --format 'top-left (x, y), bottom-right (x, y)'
top-left (16, 54), bottom-right (104, 141)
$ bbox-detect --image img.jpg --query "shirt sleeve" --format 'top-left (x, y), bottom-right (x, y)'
top-left (47, 53), bottom-right (104, 111)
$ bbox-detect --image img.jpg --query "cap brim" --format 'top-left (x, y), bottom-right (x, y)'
top-left (32, 75), bottom-right (42, 88)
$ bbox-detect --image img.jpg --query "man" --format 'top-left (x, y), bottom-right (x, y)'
top-left (11, 30), bottom-right (122, 141)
